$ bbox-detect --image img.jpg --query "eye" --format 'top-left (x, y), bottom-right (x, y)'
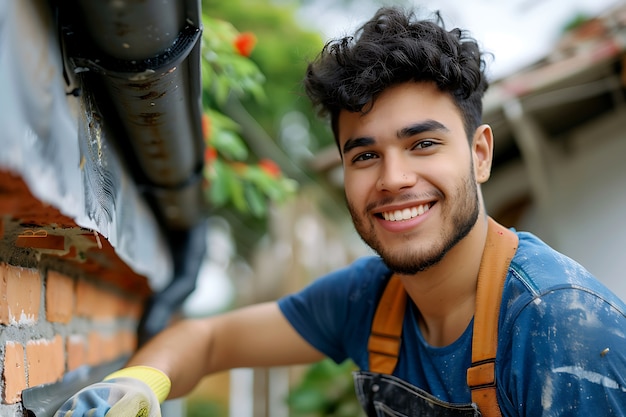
top-left (352, 152), bottom-right (378, 163)
top-left (412, 140), bottom-right (436, 150)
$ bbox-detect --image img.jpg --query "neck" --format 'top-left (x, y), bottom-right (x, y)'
top-left (398, 215), bottom-right (489, 347)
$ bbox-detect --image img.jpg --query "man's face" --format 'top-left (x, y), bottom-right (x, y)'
top-left (337, 82), bottom-right (492, 274)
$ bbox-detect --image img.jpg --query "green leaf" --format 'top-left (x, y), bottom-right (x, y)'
top-left (213, 74), bottom-right (232, 105)
top-left (206, 109), bottom-right (239, 131)
top-left (244, 182), bottom-right (267, 217)
top-left (253, 172), bottom-right (281, 199)
top-left (226, 172), bottom-right (248, 213)
top-left (245, 81), bottom-right (267, 104)
top-left (206, 160), bottom-right (230, 207)
top-left (212, 130), bottom-right (248, 161)
top-left (287, 389), bottom-right (327, 413)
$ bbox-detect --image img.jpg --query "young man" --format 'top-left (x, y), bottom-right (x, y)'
top-left (56, 7), bottom-right (626, 417)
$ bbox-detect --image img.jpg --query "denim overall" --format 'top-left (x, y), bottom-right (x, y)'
top-left (354, 371), bottom-right (481, 416)
top-left (354, 219), bottom-right (518, 417)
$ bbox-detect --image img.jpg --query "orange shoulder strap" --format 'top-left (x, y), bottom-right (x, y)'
top-left (367, 273), bottom-right (407, 375)
top-left (466, 218), bottom-right (518, 417)
top-left (367, 217), bottom-right (518, 417)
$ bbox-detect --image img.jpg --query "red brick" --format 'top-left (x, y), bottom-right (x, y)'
top-left (76, 280), bottom-right (113, 320)
top-left (75, 279), bottom-right (98, 318)
top-left (26, 335), bottom-right (64, 387)
top-left (46, 271), bottom-right (74, 323)
top-left (0, 264), bottom-right (41, 325)
top-left (95, 289), bottom-right (118, 320)
top-left (86, 331), bottom-right (103, 366)
top-left (85, 330), bottom-right (124, 365)
top-left (101, 334), bottom-right (118, 362)
top-left (78, 280), bottom-right (134, 322)
top-left (66, 335), bottom-right (87, 372)
top-left (15, 233), bottom-right (65, 250)
top-left (3, 342), bottom-right (26, 404)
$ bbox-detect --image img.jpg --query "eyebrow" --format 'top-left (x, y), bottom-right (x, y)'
top-left (341, 119), bottom-right (450, 155)
top-left (398, 120), bottom-right (449, 138)
top-left (342, 136), bottom-right (375, 155)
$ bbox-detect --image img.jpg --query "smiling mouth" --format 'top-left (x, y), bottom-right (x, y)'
top-left (379, 203), bottom-right (433, 222)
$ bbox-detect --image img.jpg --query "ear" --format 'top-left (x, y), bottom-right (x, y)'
top-left (472, 124), bottom-right (494, 184)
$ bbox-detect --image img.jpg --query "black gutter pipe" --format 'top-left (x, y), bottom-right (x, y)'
top-left (60, 0), bottom-right (208, 231)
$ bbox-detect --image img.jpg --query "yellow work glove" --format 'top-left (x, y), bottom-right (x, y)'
top-left (53, 366), bottom-right (171, 417)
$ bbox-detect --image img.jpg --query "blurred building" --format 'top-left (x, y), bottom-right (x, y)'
top-left (481, 2), bottom-right (626, 297)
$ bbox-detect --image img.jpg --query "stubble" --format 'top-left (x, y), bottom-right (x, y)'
top-left (347, 170), bottom-right (479, 274)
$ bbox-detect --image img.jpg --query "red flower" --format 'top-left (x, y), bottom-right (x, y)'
top-left (204, 146), bottom-right (217, 163)
top-left (259, 159), bottom-right (281, 178)
top-left (234, 32), bottom-right (257, 57)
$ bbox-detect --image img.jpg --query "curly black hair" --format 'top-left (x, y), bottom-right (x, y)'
top-left (304, 6), bottom-right (489, 144)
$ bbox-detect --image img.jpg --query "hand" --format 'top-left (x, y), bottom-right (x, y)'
top-left (54, 366), bottom-right (171, 417)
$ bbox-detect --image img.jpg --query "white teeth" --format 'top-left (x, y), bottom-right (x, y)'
top-left (382, 204), bottom-right (430, 221)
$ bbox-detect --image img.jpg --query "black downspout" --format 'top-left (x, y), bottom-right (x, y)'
top-left (138, 217), bottom-right (209, 345)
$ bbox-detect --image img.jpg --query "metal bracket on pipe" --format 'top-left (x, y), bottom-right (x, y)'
top-left (68, 24), bottom-right (201, 76)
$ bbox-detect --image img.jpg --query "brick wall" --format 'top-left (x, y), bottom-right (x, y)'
top-left (1, 264), bottom-right (142, 403)
top-left (0, 172), bottom-right (151, 416)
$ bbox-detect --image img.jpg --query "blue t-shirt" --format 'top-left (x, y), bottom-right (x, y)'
top-left (278, 231), bottom-right (626, 416)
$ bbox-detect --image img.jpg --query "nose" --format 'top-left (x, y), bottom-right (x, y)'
top-left (376, 154), bottom-right (417, 192)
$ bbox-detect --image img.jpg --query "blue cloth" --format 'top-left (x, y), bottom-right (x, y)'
top-left (278, 231), bottom-right (626, 416)
top-left (54, 385), bottom-right (113, 417)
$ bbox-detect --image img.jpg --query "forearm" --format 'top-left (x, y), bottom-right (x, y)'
top-left (124, 302), bottom-right (323, 399)
top-left (126, 318), bottom-right (215, 399)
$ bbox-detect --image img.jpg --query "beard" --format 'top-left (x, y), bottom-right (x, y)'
top-left (347, 169), bottom-right (480, 275)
